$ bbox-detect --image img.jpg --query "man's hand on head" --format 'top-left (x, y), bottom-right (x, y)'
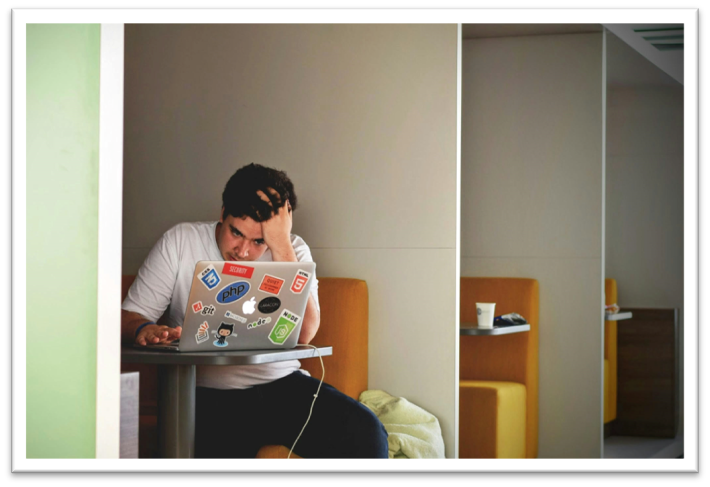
top-left (257, 188), bottom-right (297, 262)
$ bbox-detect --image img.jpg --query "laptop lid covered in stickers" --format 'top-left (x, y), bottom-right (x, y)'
top-left (178, 261), bottom-right (315, 352)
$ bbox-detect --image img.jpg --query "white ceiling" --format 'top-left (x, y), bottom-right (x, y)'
top-left (462, 24), bottom-right (602, 39)
top-left (462, 23), bottom-right (682, 88)
top-left (603, 24), bottom-right (683, 84)
top-left (606, 30), bottom-right (679, 88)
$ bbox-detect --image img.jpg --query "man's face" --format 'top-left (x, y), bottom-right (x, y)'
top-left (215, 210), bottom-right (269, 262)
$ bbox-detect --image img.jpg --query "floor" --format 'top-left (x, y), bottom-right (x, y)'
top-left (603, 434), bottom-right (684, 459)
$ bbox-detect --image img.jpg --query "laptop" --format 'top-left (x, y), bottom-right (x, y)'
top-left (140, 260), bottom-right (316, 352)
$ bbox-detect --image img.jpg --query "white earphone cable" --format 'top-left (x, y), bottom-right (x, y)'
top-left (288, 344), bottom-right (324, 459)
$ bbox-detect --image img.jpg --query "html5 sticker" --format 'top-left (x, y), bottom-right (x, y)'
top-left (192, 301), bottom-right (204, 313)
top-left (259, 274), bottom-right (285, 295)
top-left (222, 263), bottom-right (254, 279)
top-left (290, 270), bottom-right (311, 294)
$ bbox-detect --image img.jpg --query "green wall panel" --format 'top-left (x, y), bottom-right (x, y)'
top-left (26, 23), bottom-right (101, 459)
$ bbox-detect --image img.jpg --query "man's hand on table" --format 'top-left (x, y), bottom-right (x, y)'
top-left (136, 324), bottom-right (182, 346)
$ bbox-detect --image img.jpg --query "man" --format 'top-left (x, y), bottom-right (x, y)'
top-left (121, 163), bottom-right (388, 458)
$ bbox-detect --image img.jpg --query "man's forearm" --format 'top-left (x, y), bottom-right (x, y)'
top-left (121, 310), bottom-right (153, 344)
top-left (270, 242), bottom-right (298, 263)
top-left (298, 294), bottom-right (320, 344)
top-left (268, 240), bottom-right (319, 342)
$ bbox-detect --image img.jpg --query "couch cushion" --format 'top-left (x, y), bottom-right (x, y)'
top-left (255, 445), bottom-right (301, 459)
top-left (298, 277), bottom-right (368, 400)
top-left (604, 358), bottom-right (613, 424)
top-left (459, 381), bottom-right (526, 458)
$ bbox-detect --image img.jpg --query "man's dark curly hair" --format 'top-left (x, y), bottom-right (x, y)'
top-left (221, 163), bottom-right (298, 222)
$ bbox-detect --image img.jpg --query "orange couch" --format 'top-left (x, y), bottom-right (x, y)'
top-left (604, 278), bottom-right (618, 424)
top-left (121, 275), bottom-right (369, 459)
top-left (459, 277), bottom-right (539, 458)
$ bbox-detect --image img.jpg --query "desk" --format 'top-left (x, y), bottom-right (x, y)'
top-left (121, 345), bottom-right (333, 458)
top-left (460, 323), bottom-right (530, 336)
top-left (606, 311), bottom-right (633, 321)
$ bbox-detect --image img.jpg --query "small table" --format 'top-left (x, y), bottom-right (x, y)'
top-left (121, 345), bottom-right (333, 458)
top-left (605, 311), bottom-right (633, 321)
top-left (460, 323), bottom-right (531, 336)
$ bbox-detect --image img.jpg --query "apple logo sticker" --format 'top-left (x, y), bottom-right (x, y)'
top-left (242, 296), bottom-right (257, 315)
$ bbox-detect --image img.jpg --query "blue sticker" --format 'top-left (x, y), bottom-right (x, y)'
top-left (216, 281), bottom-right (251, 304)
top-left (199, 264), bottom-right (221, 290)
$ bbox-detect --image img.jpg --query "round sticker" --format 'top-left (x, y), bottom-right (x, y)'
top-left (258, 297), bottom-right (281, 314)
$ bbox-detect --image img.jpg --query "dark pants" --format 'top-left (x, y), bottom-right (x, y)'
top-left (195, 371), bottom-right (389, 458)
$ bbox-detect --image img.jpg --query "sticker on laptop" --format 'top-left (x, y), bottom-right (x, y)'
top-left (195, 322), bottom-right (210, 344)
top-left (200, 304), bottom-right (215, 316)
top-left (222, 263), bottom-right (255, 279)
top-left (290, 270), bottom-right (311, 294)
top-left (212, 322), bottom-right (235, 347)
top-left (247, 317), bottom-right (272, 330)
top-left (258, 297), bottom-right (281, 314)
top-left (242, 296), bottom-right (257, 315)
top-left (216, 281), bottom-right (250, 304)
top-left (199, 264), bottom-right (221, 290)
top-left (192, 301), bottom-right (204, 313)
top-left (268, 309), bottom-right (301, 345)
top-left (259, 274), bottom-right (285, 295)
top-left (225, 310), bottom-right (247, 323)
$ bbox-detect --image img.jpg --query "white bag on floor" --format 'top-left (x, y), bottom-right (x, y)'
top-left (359, 389), bottom-right (445, 459)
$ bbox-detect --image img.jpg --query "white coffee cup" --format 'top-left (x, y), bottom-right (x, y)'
top-left (476, 303), bottom-right (496, 329)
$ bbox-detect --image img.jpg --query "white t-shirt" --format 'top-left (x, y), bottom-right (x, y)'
top-left (122, 221), bottom-right (320, 389)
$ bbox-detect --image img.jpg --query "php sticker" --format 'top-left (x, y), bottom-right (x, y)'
top-left (247, 317), bottom-right (272, 330)
top-left (200, 304), bottom-right (215, 316)
top-left (222, 263), bottom-right (255, 279)
top-left (199, 264), bottom-right (221, 290)
top-left (268, 309), bottom-right (301, 345)
top-left (258, 297), bottom-right (281, 314)
top-left (192, 301), bottom-right (204, 313)
top-left (225, 310), bottom-right (247, 323)
top-left (290, 270), bottom-right (311, 294)
top-left (216, 281), bottom-right (250, 304)
top-left (259, 274), bottom-right (285, 295)
top-left (195, 322), bottom-right (210, 344)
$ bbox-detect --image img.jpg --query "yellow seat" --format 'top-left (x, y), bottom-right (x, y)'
top-left (459, 381), bottom-right (526, 459)
top-left (604, 279), bottom-right (618, 423)
top-left (460, 277), bottom-right (539, 458)
top-left (604, 359), bottom-right (612, 423)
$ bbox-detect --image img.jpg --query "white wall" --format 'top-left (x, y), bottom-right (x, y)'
top-left (122, 24), bottom-right (458, 457)
top-left (461, 34), bottom-right (604, 458)
top-left (605, 85), bottom-right (684, 428)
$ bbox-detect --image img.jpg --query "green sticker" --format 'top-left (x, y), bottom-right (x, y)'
top-left (268, 309), bottom-right (301, 345)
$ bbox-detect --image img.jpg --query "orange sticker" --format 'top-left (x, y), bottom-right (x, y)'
top-left (259, 274), bottom-right (285, 295)
top-left (290, 270), bottom-right (311, 294)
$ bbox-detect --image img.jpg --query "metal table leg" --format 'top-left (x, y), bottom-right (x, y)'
top-left (157, 364), bottom-right (196, 458)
